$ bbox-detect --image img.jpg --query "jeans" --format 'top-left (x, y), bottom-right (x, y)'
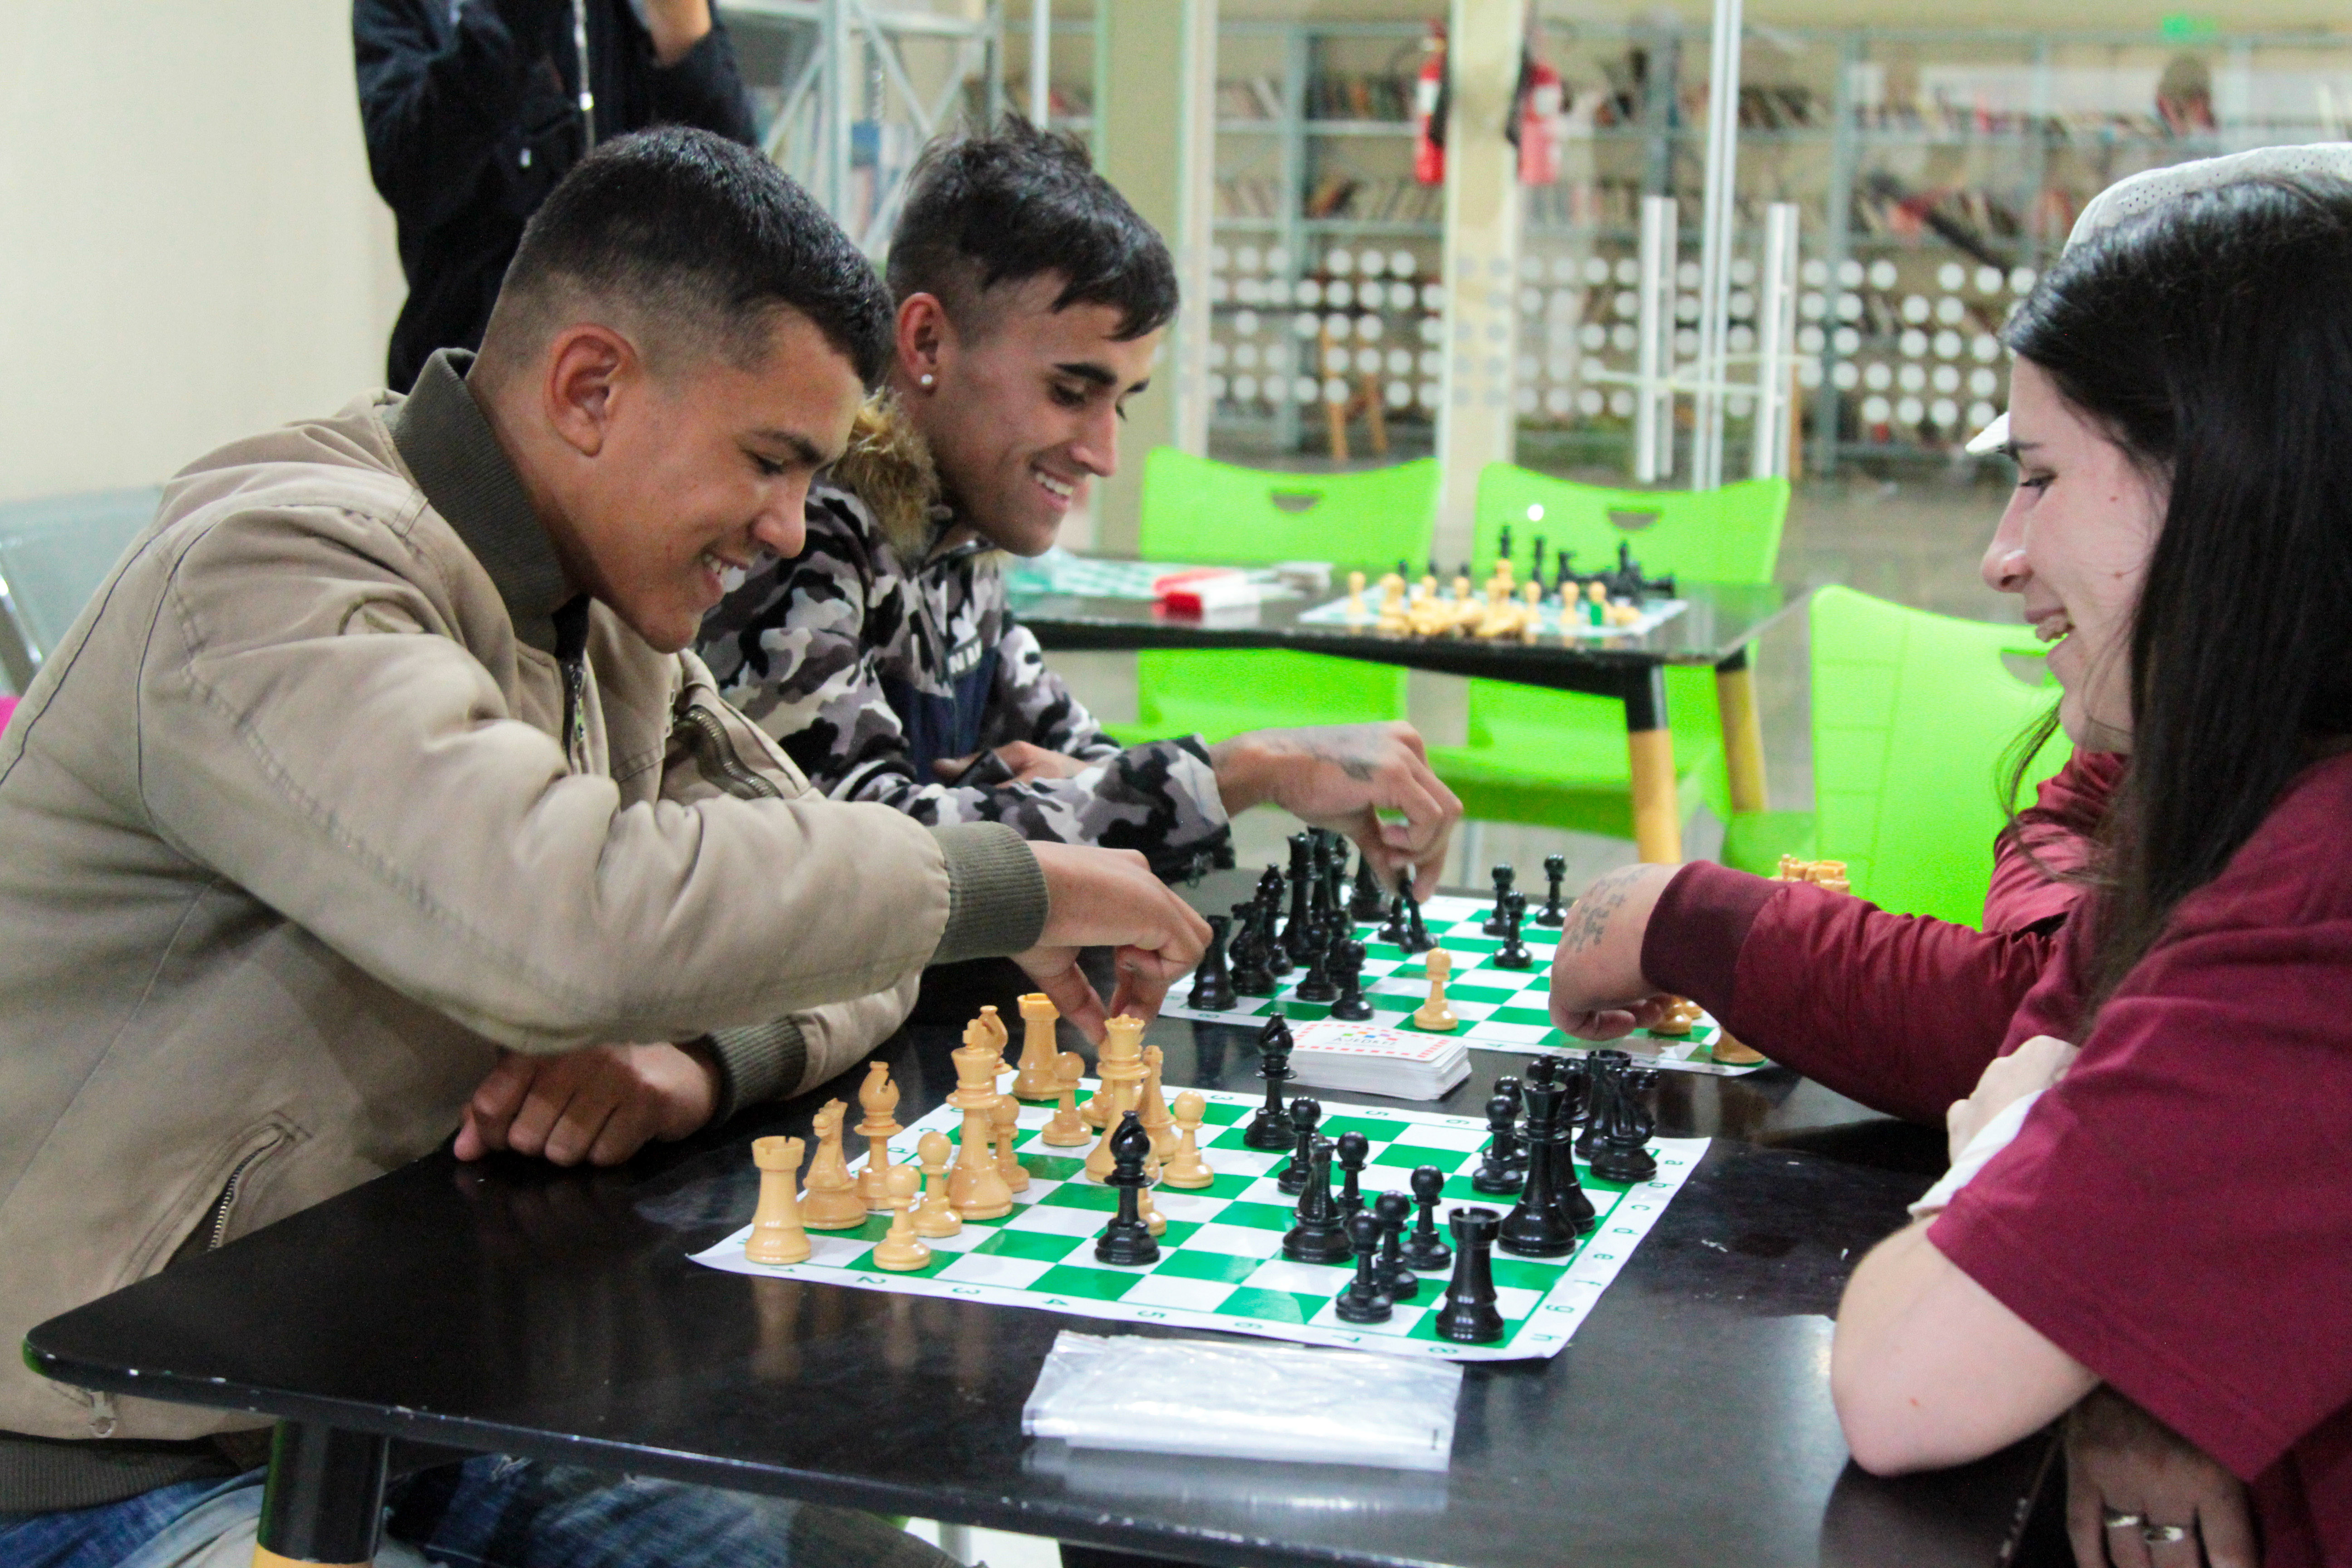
top-left (0, 1455), bottom-right (954, 1568)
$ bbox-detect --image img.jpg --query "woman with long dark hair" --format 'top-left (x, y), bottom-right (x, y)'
top-left (1829, 176), bottom-right (2352, 1566)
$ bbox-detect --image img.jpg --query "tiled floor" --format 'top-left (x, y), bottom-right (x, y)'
top-left (1054, 466), bottom-right (2023, 897)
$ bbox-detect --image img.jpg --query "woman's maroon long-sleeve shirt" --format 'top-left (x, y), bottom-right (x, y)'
top-left (1640, 752), bottom-right (2125, 1125)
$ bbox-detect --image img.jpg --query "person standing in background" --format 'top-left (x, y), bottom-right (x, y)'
top-left (357, 0), bottom-right (759, 390)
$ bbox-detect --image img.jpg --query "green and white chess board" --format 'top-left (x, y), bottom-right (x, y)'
top-left (1296, 594), bottom-right (1688, 640)
top-left (1164, 895), bottom-right (1763, 1076)
top-left (1001, 554), bottom-right (1296, 601)
top-left (691, 1084), bottom-right (1705, 1363)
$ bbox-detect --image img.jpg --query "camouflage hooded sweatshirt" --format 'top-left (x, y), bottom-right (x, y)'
top-left (699, 399), bottom-right (1233, 882)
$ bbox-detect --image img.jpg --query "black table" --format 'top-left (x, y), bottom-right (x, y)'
top-left (1007, 576), bottom-right (1806, 863)
top-left (28, 958), bottom-right (2052, 1568)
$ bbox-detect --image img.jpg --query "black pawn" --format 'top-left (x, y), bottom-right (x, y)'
top-left (1492, 892), bottom-right (1534, 970)
top-left (1333, 1211), bottom-right (1393, 1323)
top-left (1329, 938), bottom-right (1374, 1021)
top-left (1376, 886), bottom-right (1410, 946)
top-left (1373, 1190), bottom-right (1420, 1301)
top-left (1293, 919), bottom-right (1339, 1002)
top-left (1433, 1207), bottom-right (1507, 1343)
top-left (1400, 1165), bottom-right (1454, 1271)
top-left (1276, 1096), bottom-right (1323, 1196)
top-left (1349, 847), bottom-right (1387, 920)
top-left (1482, 864), bottom-right (1517, 936)
top-left (1188, 914), bottom-right (1238, 1010)
top-left (1243, 1016), bottom-right (1295, 1151)
top-left (1282, 833), bottom-right (1318, 966)
top-left (1230, 901), bottom-right (1276, 997)
top-left (1534, 853), bottom-right (1568, 928)
top-left (1471, 1093), bottom-right (1525, 1195)
top-left (1320, 831), bottom-right (1348, 919)
top-left (1590, 1065), bottom-right (1661, 1184)
top-left (1258, 890), bottom-right (1293, 979)
top-left (1334, 1130), bottom-right (1370, 1219)
top-left (1094, 1112), bottom-right (1160, 1266)
top-left (1282, 1137), bottom-right (1354, 1265)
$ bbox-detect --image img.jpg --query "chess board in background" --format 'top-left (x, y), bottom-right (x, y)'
top-left (1295, 594), bottom-right (1688, 640)
top-left (1165, 895), bottom-right (1764, 1077)
top-left (1001, 553), bottom-right (1299, 602)
top-left (691, 1084), bottom-right (1705, 1364)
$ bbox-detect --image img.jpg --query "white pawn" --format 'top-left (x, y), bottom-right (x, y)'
top-left (913, 1130), bottom-right (962, 1239)
top-left (871, 1165), bottom-right (931, 1272)
top-left (991, 1093), bottom-right (1031, 1193)
top-left (1161, 1092), bottom-right (1214, 1189)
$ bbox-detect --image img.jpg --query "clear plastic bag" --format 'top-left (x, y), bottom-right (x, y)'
top-left (1022, 1331), bottom-right (1463, 1471)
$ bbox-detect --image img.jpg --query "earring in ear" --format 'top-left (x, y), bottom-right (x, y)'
top-left (919, 372), bottom-right (936, 388)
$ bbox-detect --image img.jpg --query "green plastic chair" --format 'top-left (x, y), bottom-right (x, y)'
top-left (1780, 585), bottom-right (2072, 926)
top-left (1425, 466), bottom-right (1789, 840)
top-left (1117, 451), bottom-right (1440, 745)
top-left (0, 488), bottom-right (164, 691)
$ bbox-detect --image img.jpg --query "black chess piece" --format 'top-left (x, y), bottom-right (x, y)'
top-left (1349, 847), bottom-right (1387, 920)
top-left (1492, 892), bottom-right (1534, 970)
top-left (1534, 853), bottom-right (1568, 928)
top-left (1293, 919), bottom-right (1338, 1002)
top-left (1282, 833), bottom-right (1318, 966)
top-left (1372, 1190), bottom-right (1420, 1301)
top-left (1499, 1055), bottom-right (1592, 1256)
top-left (1094, 1112), bottom-right (1160, 1266)
top-left (1319, 830), bottom-right (1348, 919)
top-left (1576, 1052), bottom-right (1628, 1161)
top-left (1187, 915), bottom-right (1238, 1011)
top-left (1400, 876), bottom-right (1434, 954)
top-left (1254, 867), bottom-right (1294, 977)
top-left (1276, 1096), bottom-right (1323, 1196)
top-left (1432, 1206), bottom-right (1506, 1343)
top-left (1590, 1065), bottom-right (1661, 1184)
top-left (1471, 1093), bottom-right (1525, 1195)
top-left (1334, 1130), bottom-right (1370, 1218)
top-left (1229, 902), bottom-right (1276, 997)
top-left (1243, 1016), bottom-right (1295, 1150)
top-left (1305, 836), bottom-right (1333, 934)
top-left (1377, 885), bottom-right (1409, 946)
top-left (1482, 864), bottom-right (1517, 936)
top-left (1400, 1165), bottom-right (1454, 1271)
top-left (1281, 1137), bottom-right (1354, 1265)
top-left (1530, 534), bottom-right (1547, 583)
top-left (1329, 938), bottom-right (1373, 1021)
top-left (1333, 1212), bottom-right (1393, 1323)
top-left (1492, 1076), bottom-right (1529, 1171)
top-left (1497, 524), bottom-right (1513, 568)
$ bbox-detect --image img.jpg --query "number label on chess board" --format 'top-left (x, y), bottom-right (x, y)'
top-left (692, 1084), bottom-right (1705, 1363)
top-left (1166, 895), bottom-right (1760, 1075)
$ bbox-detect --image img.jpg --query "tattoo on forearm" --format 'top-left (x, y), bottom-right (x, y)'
top-left (1559, 867), bottom-right (1645, 955)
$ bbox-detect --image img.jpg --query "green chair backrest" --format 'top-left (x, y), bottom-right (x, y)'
top-left (1810, 584), bottom-right (2073, 926)
top-left (1470, 464), bottom-right (1787, 584)
top-left (1137, 450), bottom-right (1439, 570)
top-left (0, 487), bottom-right (163, 676)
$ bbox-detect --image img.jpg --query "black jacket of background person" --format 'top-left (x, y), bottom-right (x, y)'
top-left (356, 0), bottom-right (759, 392)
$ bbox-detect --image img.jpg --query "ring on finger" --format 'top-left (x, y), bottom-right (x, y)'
top-left (2141, 1524), bottom-right (2191, 1546)
top-left (2101, 1509), bottom-right (2146, 1529)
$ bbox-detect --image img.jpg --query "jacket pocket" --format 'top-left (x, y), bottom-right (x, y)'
top-left (166, 1117), bottom-right (305, 1268)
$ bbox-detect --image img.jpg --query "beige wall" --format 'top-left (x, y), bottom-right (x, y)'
top-left (0, 2), bottom-right (404, 504)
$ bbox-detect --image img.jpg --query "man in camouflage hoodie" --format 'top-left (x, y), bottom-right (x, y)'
top-left (701, 119), bottom-right (1460, 889)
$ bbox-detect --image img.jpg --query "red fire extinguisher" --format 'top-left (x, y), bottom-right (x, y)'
top-left (1514, 48), bottom-right (1563, 187)
top-left (1413, 23), bottom-right (1447, 186)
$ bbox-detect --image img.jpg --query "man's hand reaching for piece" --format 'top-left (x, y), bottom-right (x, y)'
top-left (1544, 861), bottom-right (1683, 1039)
top-left (455, 1041), bottom-right (722, 1167)
top-left (1209, 723), bottom-right (1462, 898)
top-left (1016, 841), bottom-right (1211, 1040)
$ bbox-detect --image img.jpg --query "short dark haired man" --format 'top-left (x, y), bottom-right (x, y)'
top-left (358, 0), bottom-right (758, 391)
top-left (0, 129), bottom-right (1200, 1566)
top-left (702, 120), bottom-right (1462, 892)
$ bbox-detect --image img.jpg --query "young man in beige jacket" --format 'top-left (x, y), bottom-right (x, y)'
top-left (0, 127), bottom-right (1203, 1567)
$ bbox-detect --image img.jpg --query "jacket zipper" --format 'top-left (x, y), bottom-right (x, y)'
top-left (206, 1133), bottom-right (284, 1251)
top-left (679, 705), bottom-right (784, 801)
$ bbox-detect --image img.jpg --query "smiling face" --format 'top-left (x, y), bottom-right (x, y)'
top-left (893, 274), bottom-right (1160, 557)
top-left (1980, 357), bottom-right (2168, 751)
top-left (542, 307), bottom-right (864, 652)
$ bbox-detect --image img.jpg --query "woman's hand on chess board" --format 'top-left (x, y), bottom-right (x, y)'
top-left (1544, 862), bottom-right (1683, 1040)
top-left (454, 1040), bottom-right (723, 1167)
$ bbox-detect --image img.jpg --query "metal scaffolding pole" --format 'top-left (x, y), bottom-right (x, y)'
top-left (1749, 201), bottom-right (1800, 481)
top-left (1689, 0), bottom-right (1742, 489)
